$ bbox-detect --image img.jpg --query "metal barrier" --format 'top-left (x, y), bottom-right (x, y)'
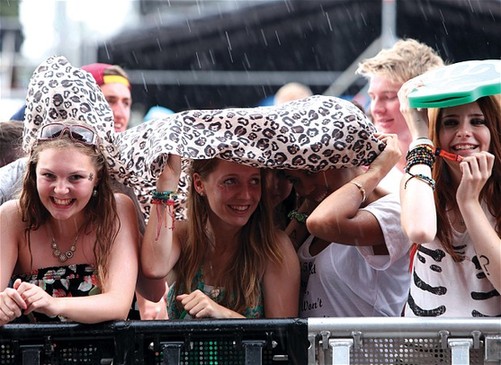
top-left (1, 318), bottom-right (499, 364)
top-left (308, 317), bottom-right (501, 365)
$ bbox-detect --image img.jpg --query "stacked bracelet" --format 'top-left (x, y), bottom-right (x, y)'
top-left (404, 145), bottom-right (436, 173)
top-left (288, 210), bottom-right (309, 224)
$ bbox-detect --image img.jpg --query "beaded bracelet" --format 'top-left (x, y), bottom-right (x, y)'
top-left (404, 145), bottom-right (436, 173)
top-left (288, 210), bottom-right (309, 224)
top-left (404, 172), bottom-right (436, 190)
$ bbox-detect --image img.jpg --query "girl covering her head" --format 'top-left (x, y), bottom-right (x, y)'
top-left (0, 56), bottom-right (144, 324)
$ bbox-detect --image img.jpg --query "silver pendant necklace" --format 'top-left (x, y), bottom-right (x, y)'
top-left (51, 233), bottom-right (79, 262)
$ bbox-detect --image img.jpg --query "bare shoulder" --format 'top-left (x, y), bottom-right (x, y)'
top-left (0, 200), bottom-right (25, 234)
top-left (114, 192), bottom-right (134, 207)
top-left (274, 229), bottom-right (293, 246)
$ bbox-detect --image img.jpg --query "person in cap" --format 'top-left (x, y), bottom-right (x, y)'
top-left (81, 63), bottom-right (132, 132)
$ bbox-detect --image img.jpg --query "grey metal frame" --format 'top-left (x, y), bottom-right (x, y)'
top-left (308, 317), bottom-right (501, 365)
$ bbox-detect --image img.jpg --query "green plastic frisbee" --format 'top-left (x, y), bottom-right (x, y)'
top-left (408, 59), bottom-right (501, 108)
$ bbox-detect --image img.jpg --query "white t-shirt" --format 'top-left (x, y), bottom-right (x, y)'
top-left (405, 207), bottom-right (501, 317)
top-left (298, 193), bottom-right (412, 317)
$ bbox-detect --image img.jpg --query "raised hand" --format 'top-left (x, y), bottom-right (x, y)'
top-left (157, 153), bottom-right (182, 191)
top-left (369, 133), bottom-right (402, 176)
top-left (398, 77), bottom-right (430, 139)
top-left (457, 152), bottom-right (494, 205)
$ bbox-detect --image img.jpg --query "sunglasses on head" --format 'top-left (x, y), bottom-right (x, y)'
top-left (38, 123), bottom-right (98, 146)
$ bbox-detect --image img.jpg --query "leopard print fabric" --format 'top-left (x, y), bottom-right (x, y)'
top-left (24, 56), bottom-right (385, 219)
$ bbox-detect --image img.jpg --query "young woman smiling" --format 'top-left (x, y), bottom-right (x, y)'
top-left (141, 156), bottom-right (300, 319)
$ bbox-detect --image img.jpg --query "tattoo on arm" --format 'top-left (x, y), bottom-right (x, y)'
top-left (479, 255), bottom-right (490, 276)
top-left (88, 173), bottom-right (94, 181)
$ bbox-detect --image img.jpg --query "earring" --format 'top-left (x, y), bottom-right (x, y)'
top-left (92, 188), bottom-right (98, 197)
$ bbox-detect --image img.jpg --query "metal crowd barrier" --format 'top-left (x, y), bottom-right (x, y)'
top-left (0, 317), bottom-right (499, 364)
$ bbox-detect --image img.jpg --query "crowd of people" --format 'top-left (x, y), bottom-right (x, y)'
top-left (0, 37), bottom-right (499, 326)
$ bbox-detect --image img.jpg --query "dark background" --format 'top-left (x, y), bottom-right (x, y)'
top-left (97, 0), bottom-right (501, 112)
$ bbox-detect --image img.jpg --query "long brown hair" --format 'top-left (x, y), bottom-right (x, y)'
top-left (429, 95), bottom-right (501, 261)
top-left (19, 133), bottom-right (120, 287)
top-left (174, 158), bottom-right (283, 314)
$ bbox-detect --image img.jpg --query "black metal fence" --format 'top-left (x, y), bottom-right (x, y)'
top-left (1, 317), bottom-right (500, 365)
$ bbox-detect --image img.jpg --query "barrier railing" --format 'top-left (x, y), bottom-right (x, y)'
top-left (1, 318), bottom-right (499, 364)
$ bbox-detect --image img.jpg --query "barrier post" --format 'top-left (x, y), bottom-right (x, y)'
top-left (20, 344), bottom-right (43, 365)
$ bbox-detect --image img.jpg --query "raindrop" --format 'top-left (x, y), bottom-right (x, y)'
top-left (156, 38), bottom-right (162, 52)
top-left (439, 10), bottom-right (448, 36)
top-left (274, 31), bottom-right (281, 46)
top-left (141, 72), bottom-right (148, 92)
top-left (260, 29), bottom-right (268, 47)
top-left (209, 49), bottom-right (215, 65)
top-left (103, 42), bottom-right (111, 60)
top-left (195, 52), bottom-right (202, 69)
top-left (324, 12), bottom-right (333, 32)
top-left (360, 13), bottom-right (367, 26)
top-left (225, 31), bottom-right (232, 51)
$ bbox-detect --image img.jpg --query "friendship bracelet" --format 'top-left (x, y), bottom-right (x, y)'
top-left (350, 181), bottom-right (367, 203)
top-left (404, 172), bottom-right (436, 190)
top-left (288, 210), bottom-right (309, 224)
top-left (152, 190), bottom-right (177, 200)
top-left (152, 191), bottom-right (177, 241)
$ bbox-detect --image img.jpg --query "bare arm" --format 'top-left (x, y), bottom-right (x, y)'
top-left (397, 79), bottom-right (437, 243)
top-left (457, 152), bottom-right (501, 292)
top-left (141, 154), bottom-right (182, 279)
top-left (0, 201), bottom-right (27, 325)
top-left (263, 230), bottom-right (300, 318)
top-left (307, 134), bottom-right (401, 247)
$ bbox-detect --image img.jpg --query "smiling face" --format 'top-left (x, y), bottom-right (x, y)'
top-left (100, 82), bottom-right (131, 132)
top-left (36, 146), bottom-right (98, 222)
top-left (193, 160), bottom-right (262, 229)
top-left (368, 75), bottom-right (410, 137)
top-left (438, 102), bottom-right (491, 157)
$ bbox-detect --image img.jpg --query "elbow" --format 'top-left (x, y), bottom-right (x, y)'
top-left (404, 224), bottom-right (436, 244)
top-left (141, 266), bottom-right (168, 280)
top-left (306, 215), bottom-right (333, 239)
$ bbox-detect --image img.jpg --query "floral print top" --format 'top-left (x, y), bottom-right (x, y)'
top-left (11, 264), bottom-right (99, 323)
top-left (167, 267), bottom-right (264, 319)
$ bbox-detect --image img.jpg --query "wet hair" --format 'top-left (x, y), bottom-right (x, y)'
top-left (429, 95), bottom-right (501, 261)
top-left (19, 130), bottom-right (120, 286)
top-left (174, 158), bottom-right (283, 314)
top-left (356, 38), bottom-right (444, 84)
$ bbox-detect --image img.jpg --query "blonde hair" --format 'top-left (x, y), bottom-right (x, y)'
top-left (357, 38), bottom-right (444, 84)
